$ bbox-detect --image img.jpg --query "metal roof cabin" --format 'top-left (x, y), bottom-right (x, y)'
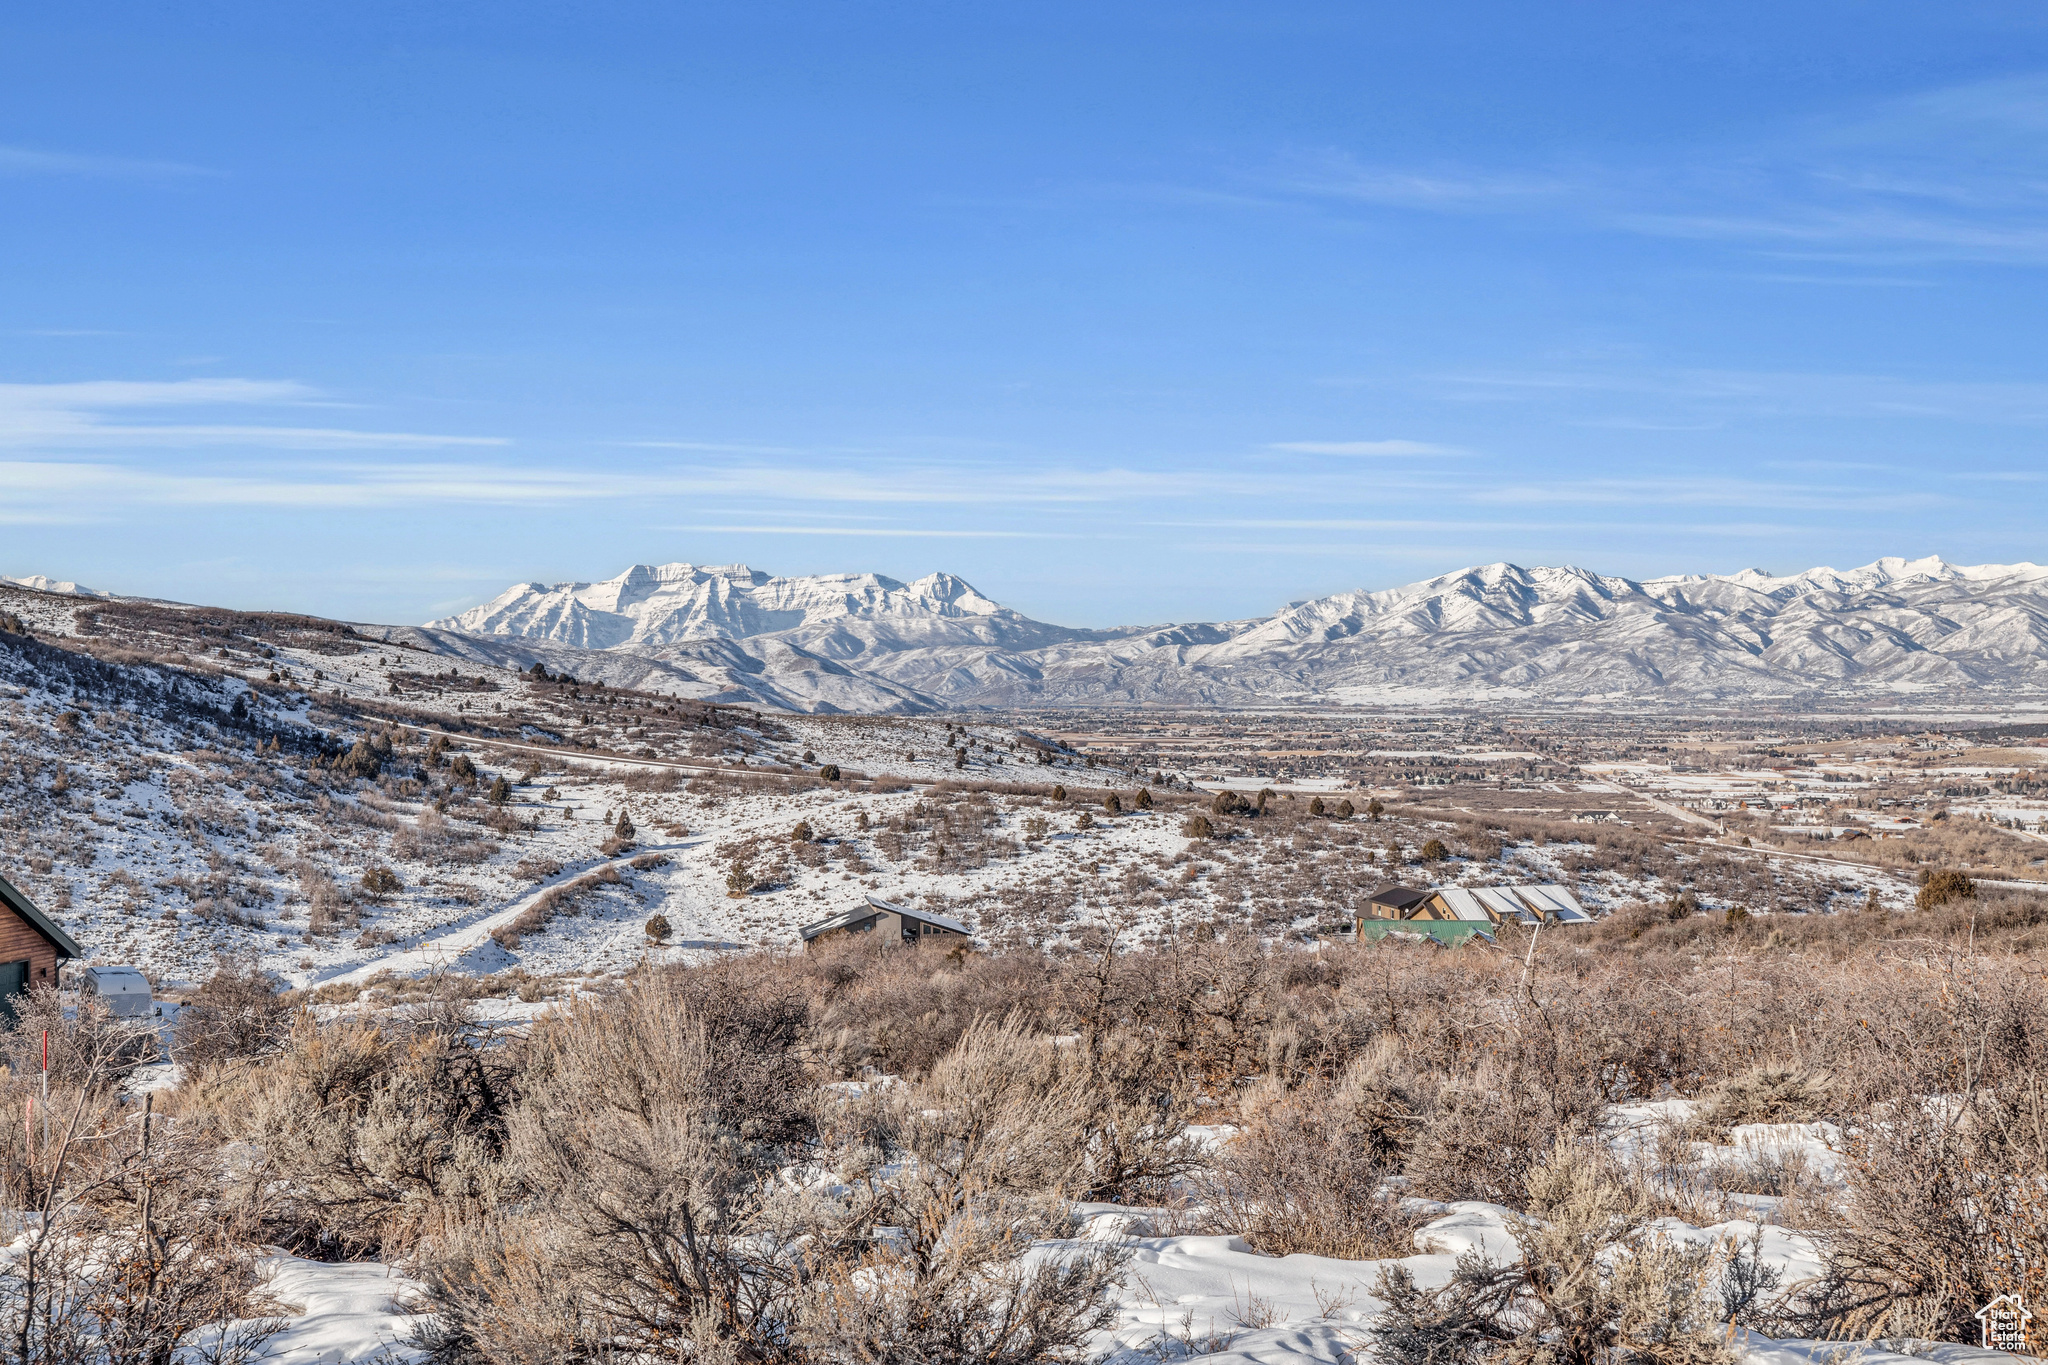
top-left (0, 869), bottom-right (84, 1016)
top-left (1356, 882), bottom-right (1592, 945)
top-left (800, 894), bottom-right (972, 951)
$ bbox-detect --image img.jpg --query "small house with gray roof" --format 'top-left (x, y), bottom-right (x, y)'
top-left (800, 893), bottom-right (972, 951)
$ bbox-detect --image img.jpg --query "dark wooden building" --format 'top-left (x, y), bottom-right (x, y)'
top-left (0, 870), bottom-right (84, 1012)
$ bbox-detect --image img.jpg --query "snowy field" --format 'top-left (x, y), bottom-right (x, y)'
top-left (221, 1124), bottom-right (2030, 1365)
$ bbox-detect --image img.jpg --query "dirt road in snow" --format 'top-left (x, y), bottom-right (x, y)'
top-left (304, 839), bottom-right (708, 989)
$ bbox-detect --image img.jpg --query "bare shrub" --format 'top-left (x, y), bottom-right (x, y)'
top-left (1198, 1040), bottom-right (1427, 1259)
top-left (414, 973), bottom-right (810, 1360)
top-left (1371, 1138), bottom-right (1736, 1365)
top-left (199, 1013), bottom-right (513, 1257)
top-left (800, 1020), bottom-right (1132, 1364)
top-left (1703, 1143), bottom-right (1815, 1198)
top-left (0, 985), bottom-right (158, 1086)
top-left (0, 1079), bottom-right (283, 1365)
top-left (1800, 1098), bottom-right (2048, 1343)
top-left (173, 956), bottom-right (292, 1070)
top-left (1698, 1063), bottom-right (1832, 1132)
top-left (1409, 1056), bottom-right (1584, 1208)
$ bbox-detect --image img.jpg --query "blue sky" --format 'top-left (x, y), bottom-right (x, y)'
top-left (6, 2), bottom-right (2048, 627)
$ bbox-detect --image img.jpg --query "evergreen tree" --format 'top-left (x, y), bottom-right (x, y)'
top-left (615, 809), bottom-right (636, 840)
top-left (645, 913), bottom-right (672, 943)
top-left (1134, 788), bottom-right (1153, 809)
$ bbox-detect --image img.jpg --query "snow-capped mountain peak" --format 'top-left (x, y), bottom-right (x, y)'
top-left (430, 562), bottom-right (1058, 655)
top-left (429, 556), bottom-right (2048, 710)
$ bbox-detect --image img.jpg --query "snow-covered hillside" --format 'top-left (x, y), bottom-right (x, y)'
top-left (435, 556), bottom-right (2048, 709)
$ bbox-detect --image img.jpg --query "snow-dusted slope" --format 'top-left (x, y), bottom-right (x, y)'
top-left (440, 556), bottom-right (2048, 709)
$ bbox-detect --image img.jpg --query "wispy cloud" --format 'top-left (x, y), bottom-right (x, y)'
top-left (1266, 439), bottom-right (1466, 457)
top-left (663, 525), bottom-right (1075, 539)
top-left (1425, 366), bottom-right (2048, 425)
top-left (1270, 151), bottom-right (1569, 211)
top-left (0, 453), bottom-right (1260, 515)
top-left (1262, 75), bottom-right (2048, 267)
top-left (1150, 516), bottom-right (1819, 537)
top-left (0, 146), bottom-right (213, 179)
top-left (1466, 475), bottom-right (1940, 513)
top-left (0, 378), bottom-right (507, 448)
top-left (611, 440), bottom-right (811, 454)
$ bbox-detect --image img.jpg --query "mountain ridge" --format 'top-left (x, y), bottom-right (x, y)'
top-left (416, 556), bottom-right (2048, 710)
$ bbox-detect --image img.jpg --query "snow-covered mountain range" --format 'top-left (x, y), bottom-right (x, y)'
top-left (419, 556), bottom-right (2048, 711)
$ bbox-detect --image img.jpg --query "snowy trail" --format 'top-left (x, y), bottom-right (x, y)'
top-left (306, 839), bottom-right (702, 989)
top-left (1639, 793), bottom-right (1720, 830)
top-left (410, 726), bottom-right (814, 781)
top-left (411, 725), bottom-right (986, 790)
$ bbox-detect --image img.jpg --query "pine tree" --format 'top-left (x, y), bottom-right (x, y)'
top-left (1051, 785), bottom-right (1067, 802)
top-left (1135, 788), bottom-right (1153, 809)
top-left (645, 913), bottom-right (672, 943)
top-left (1309, 796), bottom-right (1326, 816)
top-left (488, 776), bottom-right (511, 805)
top-left (615, 809), bottom-right (636, 840)
top-left (1103, 793), bottom-right (1122, 815)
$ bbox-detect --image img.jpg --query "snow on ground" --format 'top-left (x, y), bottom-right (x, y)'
top-left (224, 1202), bottom-right (2024, 1365)
top-left (245, 1254), bottom-right (426, 1363)
top-left (0, 576), bottom-right (1990, 990)
top-left (0, 605), bottom-right (1135, 985)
